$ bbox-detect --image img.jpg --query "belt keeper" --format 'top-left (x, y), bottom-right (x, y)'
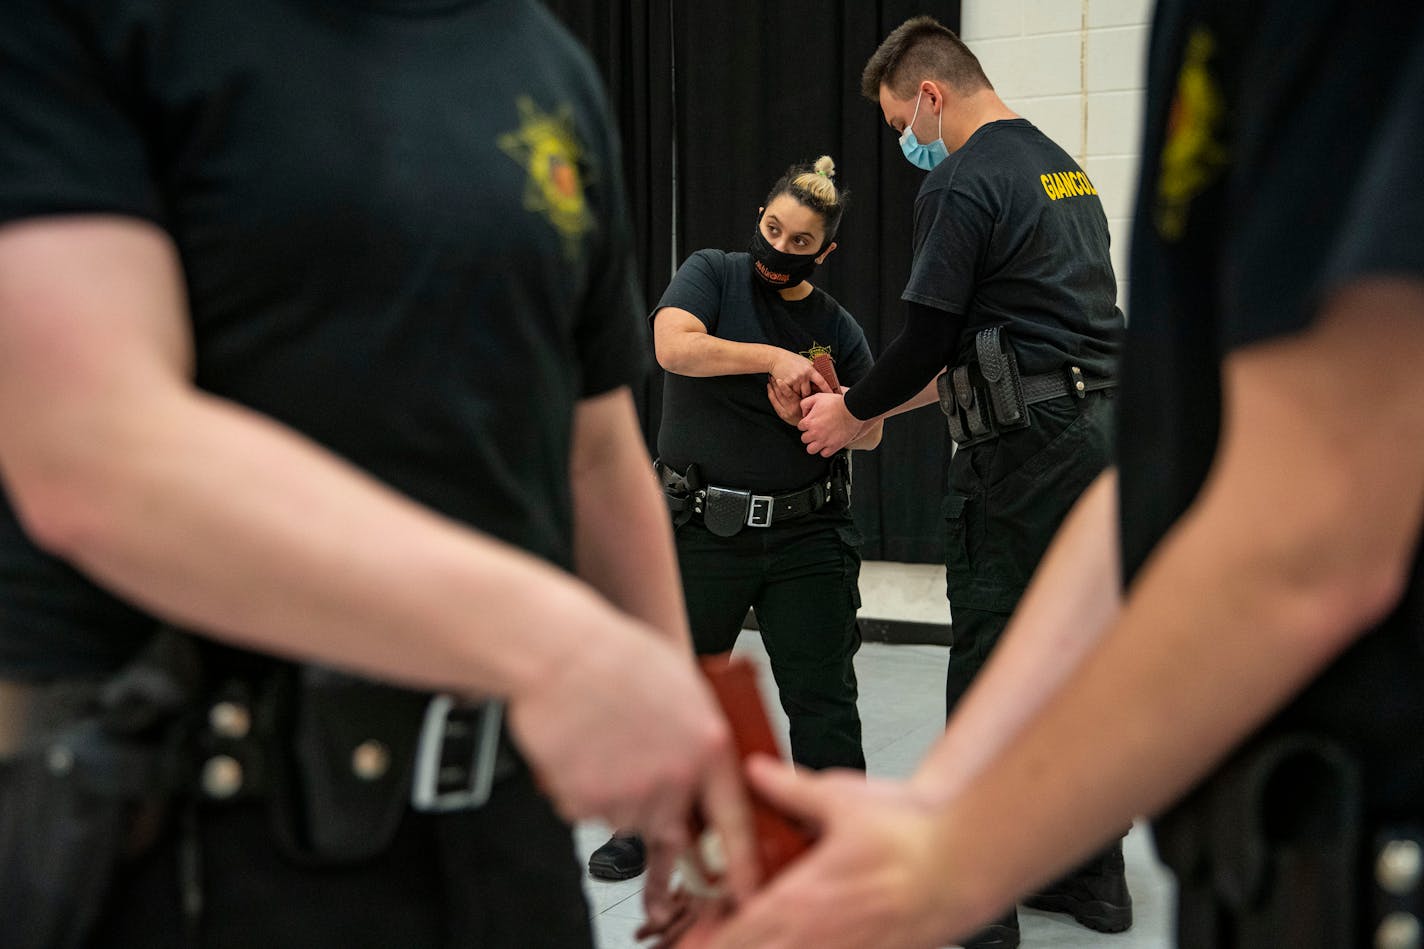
top-left (1070, 365), bottom-right (1086, 399)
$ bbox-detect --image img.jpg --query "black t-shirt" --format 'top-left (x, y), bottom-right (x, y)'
top-left (0, 0), bottom-right (646, 677)
top-left (904, 119), bottom-right (1123, 378)
top-left (655, 250), bottom-right (873, 493)
top-left (1123, 0), bottom-right (1424, 816)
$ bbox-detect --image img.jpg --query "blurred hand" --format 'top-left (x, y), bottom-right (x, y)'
top-left (643, 898), bottom-right (729, 949)
top-left (699, 756), bottom-right (962, 949)
top-left (798, 393), bottom-right (863, 457)
top-left (505, 618), bottom-right (758, 904)
top-left (636, 869), bottom-right (729, 948)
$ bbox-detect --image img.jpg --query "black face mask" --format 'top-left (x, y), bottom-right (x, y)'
top-left (748, 220), bottom-right (821, 289)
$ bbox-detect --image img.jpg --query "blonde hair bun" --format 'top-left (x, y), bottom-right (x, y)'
top-left (793, 156), bottom-right (840, 205)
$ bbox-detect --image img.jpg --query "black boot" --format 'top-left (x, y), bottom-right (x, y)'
top-left (1023, 838), bottom-right (1133, 933)
top-left (587, 832), bottom-right (646, 881)
top-left (961, 909), bottom-right (1019, 948)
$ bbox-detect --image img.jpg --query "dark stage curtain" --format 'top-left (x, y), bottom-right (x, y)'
top-left (540, 1), bottom-right (676, 441)
top-left (545, 1), bottom-right (962, 564)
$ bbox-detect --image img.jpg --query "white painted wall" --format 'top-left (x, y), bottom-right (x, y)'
top-left (959, 0), bottom-right (1153, 311)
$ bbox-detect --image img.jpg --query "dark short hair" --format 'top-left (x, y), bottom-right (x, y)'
top-left (764, 155), bottom-right (850, 245)
top-left (861, 15), bottom-right (991, 102)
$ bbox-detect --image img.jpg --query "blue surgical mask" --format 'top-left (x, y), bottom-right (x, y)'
top-left (898, 91), bottom-right (948, 171)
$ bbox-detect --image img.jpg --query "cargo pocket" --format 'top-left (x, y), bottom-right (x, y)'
top-left (942, 493), bottom-right (972, 595)
top-left (833, 522), bottom-right (864, 611)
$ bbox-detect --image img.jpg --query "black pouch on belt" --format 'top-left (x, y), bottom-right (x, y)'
top-left (975, 325), bottom-right (1029, 431)
top-left (936, 372), bottom-right (969, 443)
top-left (953, 365), bottom-right (992, 438)
top-left (272, 666), bottom-right (427, 864)
top-left (703, 486), bottom-right (751, 537)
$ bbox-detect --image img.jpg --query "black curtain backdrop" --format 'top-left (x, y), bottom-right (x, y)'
top-left (539, 1), bottom-right (675, 439)
top-left (545, 1), bottom-right (961, 564)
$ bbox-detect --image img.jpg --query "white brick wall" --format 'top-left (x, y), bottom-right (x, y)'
top-left (959, 0), bottom-right (1153, 312)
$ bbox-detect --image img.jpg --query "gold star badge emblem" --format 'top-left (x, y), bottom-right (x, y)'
top-left (498, 97), bottom-right (594, 259)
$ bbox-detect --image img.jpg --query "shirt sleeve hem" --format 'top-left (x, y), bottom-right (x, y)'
top-left (900, 290), bottom-right (965, 315)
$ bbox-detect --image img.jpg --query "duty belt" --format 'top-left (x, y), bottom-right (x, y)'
top-left (937, 325), bottom-right (1115, 448)
top-left (0, 644), bottom-right (519, 820)
top-left (659, 458), bottom-right (848, 537)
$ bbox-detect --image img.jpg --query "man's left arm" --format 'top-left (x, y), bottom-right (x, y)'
top-left (570, 386), bottom-right (690, 647)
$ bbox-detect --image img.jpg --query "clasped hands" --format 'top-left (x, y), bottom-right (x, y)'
top-left (764, 351), bottom-right (866, 455)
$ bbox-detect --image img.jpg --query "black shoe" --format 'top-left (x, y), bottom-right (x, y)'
top-left (587, 833), bottom-right (646, 881)
top-left (961, 910), bottom-right (1019, 948)
top-left (1023, 840), bottom-right (1133, 933)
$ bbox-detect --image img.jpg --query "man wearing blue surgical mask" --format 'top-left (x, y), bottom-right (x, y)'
top-left (796, 16), bottom-right (1126, 949)
top-left (896, 88), bottom-right (951, 171)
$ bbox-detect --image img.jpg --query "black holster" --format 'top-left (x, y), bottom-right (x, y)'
top-left (0, 631), bottom-right (200, 949)
top-left (659, 459), bottom-right (702, 528)
top-left (1155, 733), bottom-right (1362, 949)
top-left (975, 325), bottom-right (1029, 431)
top-left (829, 451), bottom-right (852, 509)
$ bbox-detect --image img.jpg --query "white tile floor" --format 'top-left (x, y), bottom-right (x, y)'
top-left (577, 634), bottom-right (1176, 948)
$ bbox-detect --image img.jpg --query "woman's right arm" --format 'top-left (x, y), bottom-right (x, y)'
top-left (653, 307), bottom-right (828, 395)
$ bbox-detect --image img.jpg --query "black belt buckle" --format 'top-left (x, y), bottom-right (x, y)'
top-left (410, 696), bottom-right (504, 812)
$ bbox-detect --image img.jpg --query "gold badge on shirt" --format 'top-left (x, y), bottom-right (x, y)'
top-left (498, 97), bottom-right (594, 259)
top-left (1155, 26), bottom-right (1230, 242)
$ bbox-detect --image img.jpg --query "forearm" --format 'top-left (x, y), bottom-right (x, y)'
top-left (843, 301), bottom-right (960, 421)
top-left (887, 375), bottom-right (946, 418)
top-left (15, 387), bottom-right (617, 699)
top-left (910, 469), bottom-right (1121, 801)
top-left (854, 375), bottom-right (944, 426)
top-left (658, 333), bottom-right (786, 378)
top-left (846, 418), bottom-right (884, 450)
top-left (572, 403), bottom-right (691, 647)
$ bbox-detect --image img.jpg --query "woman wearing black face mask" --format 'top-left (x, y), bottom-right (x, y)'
top-left (587, 156), bottom-right (881, 883)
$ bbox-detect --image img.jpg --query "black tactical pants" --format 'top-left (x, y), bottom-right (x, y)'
top-left (677, 507), bottom-right (865, 771)
top-left (941, 391), bottom-right (1115, 715)
top-left (942, 392), bottom-right (1122, 936)
top-left (91, 766), bottom-right (592, 949)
